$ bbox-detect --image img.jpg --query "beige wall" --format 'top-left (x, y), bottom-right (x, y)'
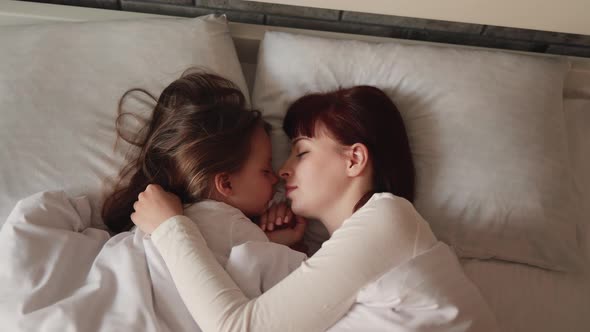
top-left (248, 0), bottom-right (590, 35)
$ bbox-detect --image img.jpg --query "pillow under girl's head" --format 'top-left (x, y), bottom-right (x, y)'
top-left (0, 16), bottom-right (248, 230)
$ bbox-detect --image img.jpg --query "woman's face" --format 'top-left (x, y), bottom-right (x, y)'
top-left (279, 132), bottom-right (350, 219)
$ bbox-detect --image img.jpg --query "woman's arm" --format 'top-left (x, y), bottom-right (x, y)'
top-left (137, 186), bottom-right (437, 332)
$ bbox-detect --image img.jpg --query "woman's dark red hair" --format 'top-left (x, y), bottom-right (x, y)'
top-left (283, 86), bottom-right (415, 209)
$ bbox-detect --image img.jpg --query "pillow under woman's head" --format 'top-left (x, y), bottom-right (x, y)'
top-left (253, 31), bottom-right (582, 271)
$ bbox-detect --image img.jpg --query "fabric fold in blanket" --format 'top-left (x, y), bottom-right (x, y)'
top-left (0, 191), bottom-right (199, 332)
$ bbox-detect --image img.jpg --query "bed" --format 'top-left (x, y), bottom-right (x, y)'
top-left (0, 1), bottom-right (589, 331)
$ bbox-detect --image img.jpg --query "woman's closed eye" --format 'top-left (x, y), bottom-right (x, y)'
top-left (296, 151), bottom-right (308, 159)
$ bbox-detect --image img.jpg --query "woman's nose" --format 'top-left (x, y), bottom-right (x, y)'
top-left (279, 157), bottom-right (293, 180)
top-left (279, 162), bottom-right (291, 179)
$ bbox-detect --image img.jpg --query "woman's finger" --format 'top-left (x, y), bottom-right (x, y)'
top-left (165, 190), bottom-right (181, 204)
top-left (146, 183), bottom-right (160, 192)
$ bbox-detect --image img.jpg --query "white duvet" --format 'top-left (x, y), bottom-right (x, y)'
top-left (0, 191), bottom-right (200, 332)
top-left (1, 191), bottom-right (497, 332)
top-left (0, 191), bottom-right (309, 332)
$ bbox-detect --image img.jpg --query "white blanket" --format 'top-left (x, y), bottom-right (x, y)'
top-left (1, 191), bottom-right (497, 332)
top-left (0, 191), bottom-right (199, 332)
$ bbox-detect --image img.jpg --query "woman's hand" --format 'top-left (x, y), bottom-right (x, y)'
top-left (131, 184), bottom-right (183, 234)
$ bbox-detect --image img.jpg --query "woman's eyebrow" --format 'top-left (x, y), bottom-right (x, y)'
top-left (292, 137), bottom-right (309, 144)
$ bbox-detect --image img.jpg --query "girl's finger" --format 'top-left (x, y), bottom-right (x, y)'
top-left (260, 212), bottom-right (268, 231)
top-left (285, 209), bottom-right (294, 225)
top-left (268, 205), bottom-right (277, 227)
top-left (276, 203), bottom-right (288, 225)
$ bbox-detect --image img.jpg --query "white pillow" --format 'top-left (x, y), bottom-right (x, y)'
top-left (252, 31), bottom-right (582, 271)
top-left (0, 16), bottom-right (249, 228)
top-left (564, 99), bottom-right (590, 261)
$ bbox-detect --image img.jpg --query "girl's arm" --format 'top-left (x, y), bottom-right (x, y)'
top-left (136, 186), bottom-right (437, 332)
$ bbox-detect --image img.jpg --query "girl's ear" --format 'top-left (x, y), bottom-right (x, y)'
top-left (346, 143), bottom-right (370, 177)
top-left (213, 172), bottom-right (233, 198)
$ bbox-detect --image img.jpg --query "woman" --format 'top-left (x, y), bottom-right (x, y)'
top-left (132, 86), bottom-right (498, 331)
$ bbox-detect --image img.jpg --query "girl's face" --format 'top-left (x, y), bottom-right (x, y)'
top-left (229, 125), bottom-right (278, 217)
top-left (279, 131), bottom-right (350, 219)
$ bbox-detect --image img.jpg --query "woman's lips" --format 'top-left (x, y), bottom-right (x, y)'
top-left (285, 185), bottom-right (297, 196)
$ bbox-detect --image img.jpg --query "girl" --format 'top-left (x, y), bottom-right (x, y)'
top-left (102, 70), bottom-right (304, 268)
top-left (132, 86), bottom-right (499, 331)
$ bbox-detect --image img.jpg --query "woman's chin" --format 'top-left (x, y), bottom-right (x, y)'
top-left (289, 201), bottom-right (306, 217)
top-left (289, 196), bottom-right (315, 218)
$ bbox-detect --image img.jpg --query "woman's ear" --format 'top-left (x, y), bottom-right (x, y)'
top-left (346, 143), bottom-right (370, 177)
top-left (213, 172), bottom-right (233, 198)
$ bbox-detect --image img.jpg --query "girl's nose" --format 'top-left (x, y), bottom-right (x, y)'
top-left (270, 172), bottom-right (279, 185)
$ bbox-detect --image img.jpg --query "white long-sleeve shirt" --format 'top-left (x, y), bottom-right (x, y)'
top-left (181, 200), bottom-right (269, 266)
top-left (152, 193), bottom-right (499, 332)
top-left (226, 240), bottom-right (498, 332)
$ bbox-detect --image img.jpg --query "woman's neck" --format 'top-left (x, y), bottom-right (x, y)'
top-left (320, 180), bottom-right (373, 235)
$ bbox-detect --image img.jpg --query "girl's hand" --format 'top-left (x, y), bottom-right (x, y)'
top-left (265, 215), bottom-right (307, 248)
top-left (131, 184), bottom-right (183, 234)
top-left (260, 202), bottom-right (294, 232)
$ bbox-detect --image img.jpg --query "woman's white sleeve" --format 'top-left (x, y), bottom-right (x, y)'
top-left (151, 194), bottom-right (437, 332)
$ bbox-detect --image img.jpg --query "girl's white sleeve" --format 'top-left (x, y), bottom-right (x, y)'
top-left (151, 193), bottom-right (437, 332)
top-left (229, 215), bottom-right (269, 247)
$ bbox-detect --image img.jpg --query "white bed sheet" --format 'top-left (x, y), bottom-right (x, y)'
top-left (461, 258), bottom-right (590, 332)
top-left (457, 67), bottom-right (590, 332)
